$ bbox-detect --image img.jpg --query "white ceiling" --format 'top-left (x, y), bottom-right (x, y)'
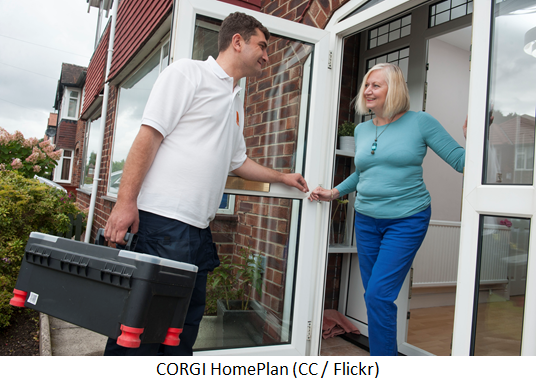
top-left (435, 26), bottom-right (473, 52)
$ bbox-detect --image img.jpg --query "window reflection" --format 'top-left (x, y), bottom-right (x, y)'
top-left (81, 117), bottom-right (102, 189)
top-left (473, 216), bottom-right (529, 355)
top-left (195, 198), bottom-right (300, 350)
top-left (484, 0), bottom-right (536, 184)
top-left (108, 42), bottom-right (169, 195)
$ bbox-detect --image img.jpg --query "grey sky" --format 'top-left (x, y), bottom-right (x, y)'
top-left (0, 0), bottom-right (105, 140)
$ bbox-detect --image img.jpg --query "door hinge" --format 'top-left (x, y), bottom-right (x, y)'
top-left (328, 51), bottom-right (333, 69)
top-left (307, 321), bottom-right (312, 340)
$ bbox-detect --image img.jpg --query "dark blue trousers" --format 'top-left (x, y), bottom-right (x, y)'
top-left (104, 210), bottom-right (220, 356)
top-left (354, 206), bottom-right (431, 356)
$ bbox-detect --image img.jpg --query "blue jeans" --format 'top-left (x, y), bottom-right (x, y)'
top-left (354, 206), bottom-right (431, 356)
top-left (104, 210), bottom-right (220, 356)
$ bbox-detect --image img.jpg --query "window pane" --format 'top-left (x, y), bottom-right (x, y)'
top-left (193, 17), bottom-right (220, 61)
top-left (435, 11), bottom-right (451, 25)
top-left (473, 216), bottom-right (529, 356)
top-left (195, 198), bottom-right (301, 350)
top-left (68, 97), bottom-right (77, 118)
top-left (108, 51), bottom-right (160, 195)
top-left (484, 0), bottom-right (536, 185)
top-left (60, 155), bottom-right (71, 181)
top-left (82, 117), bottom-right (102, 188)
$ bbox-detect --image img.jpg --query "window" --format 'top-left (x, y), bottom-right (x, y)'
top-left (429, 0), bottom-right (473, 28)
top-left (108, 39), bottom-right (169, 196)
top-left (362, 48), bottom-right (410, 122)
top-left (54, 150), bottom-right (73, 183)
top-left (81, 117), bottom-right (102, 190)
top-left (62, 88), bottom-right (81, 120)
top-left (483, 1), bottom-right (536, 185)
top-left (368, 15), bottom-right (411, 49)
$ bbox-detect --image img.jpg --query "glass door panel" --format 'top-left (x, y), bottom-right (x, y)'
top-left (484, 1), bottom-right (536, 185)
top-left (472, 216), bottom-right (529, 355)
top-left (195, 197), bottom-right (301, 350)
top-left (171, 0), bottom-right (330, 355)
top-left (452, 0), bottom-right (536, 355)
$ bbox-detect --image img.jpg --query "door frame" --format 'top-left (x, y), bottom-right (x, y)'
top-left (170, 0), bottom-right (333, 356)
top-left (325, 0), bottom-right (536, 356)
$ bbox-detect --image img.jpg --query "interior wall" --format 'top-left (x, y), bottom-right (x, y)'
top-left (423, 37), bottom-right (470, 222)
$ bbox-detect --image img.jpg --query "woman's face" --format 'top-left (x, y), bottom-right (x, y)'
top-left (364, 70), bottom-right (388, 115)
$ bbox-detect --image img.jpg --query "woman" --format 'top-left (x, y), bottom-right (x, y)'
top-left (309, 63), bottom-right (465, 356)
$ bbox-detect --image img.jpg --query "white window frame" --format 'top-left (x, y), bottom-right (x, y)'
top-left (61, 87), bottom-right (81, 120)
top-left (54, 149), bottom-right (73, 183)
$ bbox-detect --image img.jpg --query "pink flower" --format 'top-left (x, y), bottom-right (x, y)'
top-left (11, 158), bottom-right (23, 169)
top-left (48, 149), bottom-right (62, 160)
top-left (499, 219), bottom-right (512, 228)
top-left (33, 165), bottom-right (41, 173)
top-left (0, 163), bottom-right (6, 171)
top-left (13, 130), bottom-right (25, 142)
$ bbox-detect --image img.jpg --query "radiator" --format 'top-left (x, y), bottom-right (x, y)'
top-left (412, 221), bottom-right (511, 287)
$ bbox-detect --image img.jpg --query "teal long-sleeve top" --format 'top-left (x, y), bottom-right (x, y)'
top-left (335, 111), bottom-right (465, 219)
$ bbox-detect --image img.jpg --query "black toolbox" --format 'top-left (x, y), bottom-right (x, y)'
top-left (10, 232), bottom-right (198, 348)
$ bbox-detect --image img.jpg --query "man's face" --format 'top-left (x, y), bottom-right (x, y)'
top-left (241, 28), bottom-right (269, 77)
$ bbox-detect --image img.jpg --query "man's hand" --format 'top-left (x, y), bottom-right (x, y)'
top-left (281, 172), bottom-right (309, 193)
top-left (232, 157), bottom-right (309, 193)
top-left (103, 125), bottom-right (163, 245)
top-left (104, 200), bottom-right (139, 245)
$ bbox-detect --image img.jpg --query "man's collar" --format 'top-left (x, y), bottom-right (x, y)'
top-left (207, 56), bottom-right (230, 80)
top-left (207, 56), bottom-right (241, 92)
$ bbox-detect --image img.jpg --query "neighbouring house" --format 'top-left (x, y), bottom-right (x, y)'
top-left (50, 62), bottom-right (87, 195)
top-left (63, 0), bottom-right (536, 356)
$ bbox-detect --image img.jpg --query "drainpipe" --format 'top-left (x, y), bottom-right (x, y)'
top-left (84, 0), bottom-right (119, 243)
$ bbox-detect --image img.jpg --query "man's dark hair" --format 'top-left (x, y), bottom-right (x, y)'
top-left (218, 12), bottom-right (270, 53)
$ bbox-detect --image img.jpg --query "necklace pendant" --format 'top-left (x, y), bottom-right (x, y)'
top-left (371, 141), bottom-right (377, 154)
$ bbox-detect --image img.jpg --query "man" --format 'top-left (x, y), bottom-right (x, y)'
top-left (103, 12), bottom-right (309, 355)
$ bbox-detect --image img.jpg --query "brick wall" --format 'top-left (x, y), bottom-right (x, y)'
top-left (261, 0), bottom-right (349, 27)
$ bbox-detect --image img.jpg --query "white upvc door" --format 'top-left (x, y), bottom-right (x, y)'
top-left (323, 0), bottom-right (427, 356)
top-left (452, 0), bottom-right (536, 356)
top-left (170, 0), bottom-right (332, 356)
top-left (324, 0), bottom-right (536, 356)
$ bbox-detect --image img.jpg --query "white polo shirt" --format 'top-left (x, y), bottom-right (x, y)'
top-left (137, 56), bottom-right (247, 228)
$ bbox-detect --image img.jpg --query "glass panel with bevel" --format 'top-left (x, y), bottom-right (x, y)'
top-left (473, 216), bottom-right (529, 356)
top-left (484, 0), bottom-right (536, 185)
top-left (191, 16), bottom-right (313, 350)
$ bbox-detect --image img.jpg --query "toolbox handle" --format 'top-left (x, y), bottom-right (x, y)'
top-left (96, 228), bottom-right (138, 251)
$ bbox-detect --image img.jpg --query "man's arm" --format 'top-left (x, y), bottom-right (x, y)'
top-left (104, 125), bottom-right (164, 244)
top-left (232, 157), bottom-right (309, 192)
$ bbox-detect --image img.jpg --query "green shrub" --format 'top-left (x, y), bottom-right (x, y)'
top-left (0, 171), bottom-right (86, 328)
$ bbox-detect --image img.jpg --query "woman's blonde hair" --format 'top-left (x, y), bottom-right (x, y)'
top-left (355, 63), bottom-right (410, 118)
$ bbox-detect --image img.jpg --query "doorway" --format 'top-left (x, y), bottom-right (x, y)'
top-left (322, 0), bottom-right (473, 356)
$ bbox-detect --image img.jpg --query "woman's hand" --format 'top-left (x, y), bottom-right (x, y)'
top-left (308, 186), bottom-right (339, 202)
